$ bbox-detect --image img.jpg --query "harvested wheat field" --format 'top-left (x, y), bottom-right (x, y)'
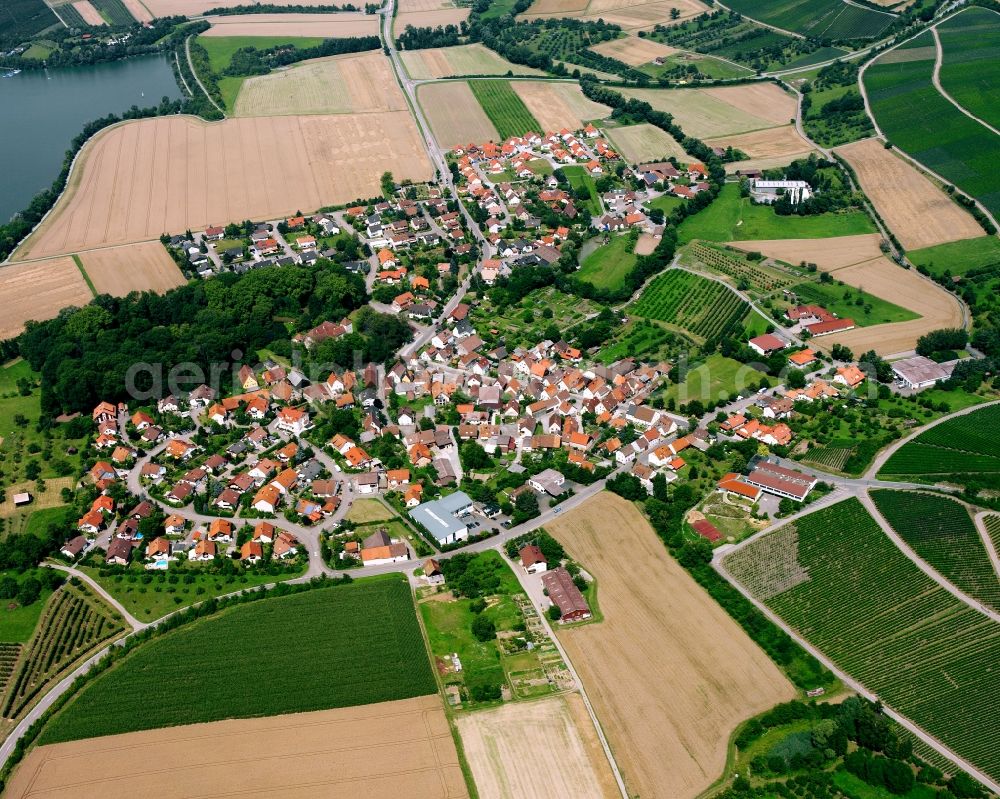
top-left (730, 233), bottom-right (884, 271)
top-left (235, 51), bottom-right (405, 117)
top-left (621, 87), bottom-right (784, 138)
top-left (144, 0), bottom-right (349, 15)
top-left (708, 125), bottom-right (814, 162)
top-left (456, 694), bottom-right (618, 799)
top-left (730, 235), bottom-right (963, 354)
top-left (0, 258), bottom-right (93, 340)
top-left (819, 257), bottom-right (963, 355)
top-left (398, 0), bottom-right (458, 10)
top-left (589, 35), bottom-right (678, 65)
top-left (79, 242), bottom-right (186, 297)
top-left (401, 44), bottom-right (544, 80)
top-left (606, 122), bottom-right (688, 163)
top-left (15, 113), bottom-right (432, 260)
top-left (202, 12), bottom-right (380, 37)
top-left (703, 84), bottom-right (796, 126)
top-left (72, 0), bottom-right (106, 25)
top-left (512, 81), bottom-right (610, 131)
top-left (545, 492), bottom-right (794, 799)
top-left (836, 137), bottom-right (982, 250)
top-left (121, 0), bottom-right (154, 22)
top-left (420, 82), bottom-right (499, 148)
top-left (5, 696), bottom-right (469, 799)
top-left (394, 7), bottom-right (470, 35)
top-left (525, 0), bottom-right (707, 29)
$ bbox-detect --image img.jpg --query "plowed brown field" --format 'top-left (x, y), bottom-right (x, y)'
top-left (121, 0), bottom-right (153, 21)
top-left (80, 242), bottom-right (186, 297)
top-left (837, 137), bottom-right (982, 250)
top-left (5, 696), bottom-right (468, 799)
top-left (456, 694), bottom-right (618, 799)
top-left (15, 113), bottom-right (432, 260)
top-left (0, 258), bottom-right (94, 340)
top-left (545, 492), bottom-right (794, 799)
top-left (72, 0), bottom-right (106, 25)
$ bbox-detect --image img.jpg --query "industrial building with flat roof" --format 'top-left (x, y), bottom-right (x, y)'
top-left (409, 491), bottom-right (474, 545)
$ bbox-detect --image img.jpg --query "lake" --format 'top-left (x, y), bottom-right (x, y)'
top-left (0, 54), bottom-right (182, 224)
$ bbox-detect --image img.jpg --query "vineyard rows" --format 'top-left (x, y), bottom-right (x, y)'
top-left (986, 516), bottom-right (1000, 562)
top-left (725, 498), bottom-right (1000, 783)
top-left (688, 242), bottom-right (795, 293)
top-left (92, 0), bottom-right (137, 25)
top-left (631, 270), bottom-right (748, 342)
top-left (2, 584), bottom-right (125, 719)
top-left (879, 405), bottom-right (1000, 477)
top-left (801, 444), bottom-right (853, 472)
top-left (0, 644), bottom-right (22, 697)
top-left (872, 491), bottom-right (1000, 612)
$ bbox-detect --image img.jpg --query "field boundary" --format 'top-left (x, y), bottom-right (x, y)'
top-left (70, 255), bottom-right (97, 297)
top-left (714, 513), bottom-right (1000, 794)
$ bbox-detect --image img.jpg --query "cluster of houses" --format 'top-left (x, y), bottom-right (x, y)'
top-left (783, 303), bottom-right (856, 338)
top-left (635, 159), bottom-right (711, 201)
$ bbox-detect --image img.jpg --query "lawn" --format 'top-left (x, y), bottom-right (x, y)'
top-left (790, 279), bottom-right (920, 327)
top-left (346, 498), bottom-right (396, 523)
top-left (0, 571), bottom-right (53, 644)
top-left (646, 194), bottom-right (684, 215)
top-left (468, 79), bottom-right (541, 140)
top-left (663, 353), bottom-right (773, 406)
top-left (80, 563), bottom-right (305, 623)
top-left (40, 577), bottom-right (435, 743)
top-left (864, 33), bottom-right (1000, 216)
top-left (197, 35), bottom-right (324, 74)
top-left (576, 234), bottom-right (637, 291)
top-left (641, 53), bottom-right (753, 80)
top-left (678, 184), bottom-right (875, 244)
top-left (906, 235), bottom-right (1000, 277)
top-left (560, 164), bottom-right (602, 216)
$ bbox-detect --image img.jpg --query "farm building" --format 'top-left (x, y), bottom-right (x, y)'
top-left (542, 567), bottom-right (591, 623)
top-left (891, 355), bottom-right (956, 390)
top-left (805, 318), bottom-right (855, 337)
top-left (744, 461), bottom-right (817, 502)
top-left (519, 544), bottom-right (548, 575)
top-left (749, 334), bottom-right (786, 356)
top-left (751, 179), bottom-right (813, 204)
top-left (409, 491), bottom-right (473, 545)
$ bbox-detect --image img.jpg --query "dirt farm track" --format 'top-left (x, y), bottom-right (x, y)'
top-left (13, 113), bottom-right (432, 261)
top-left (546, 493), bottom-right (794, 799)
top-left (5, 695), bottom-right (468, 799)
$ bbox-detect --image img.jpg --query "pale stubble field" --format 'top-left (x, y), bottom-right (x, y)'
top-left (545, 492), bottom-right (795, 799)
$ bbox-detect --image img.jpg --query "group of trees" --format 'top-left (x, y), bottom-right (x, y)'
top-left (396, 23), bottom-right (464, 50)
top-left (222, 36), bottom-right (381, 77)
top-left (16, 260), bottom-right (376, 415)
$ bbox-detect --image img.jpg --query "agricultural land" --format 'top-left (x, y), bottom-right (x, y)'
top-left (723, 497), bottom-right (1000, 784)
top-left (7, 696), bottom-right (468, 799)
top-left (522, 0), bottom-right (709, 31)
top-left (863, 28), bottom-right (1000, 217)
top-left (604, 122), bottom-right (688, 163)
top-left (0, 259), bottom-right (94, 341)
top-left (201, 12), bottom-right (380, 38)
top-left (78, 242), bottom-right (186, 297)
top-left (13, 113), bottom-right (433, 260)
top-left (546, 492), bottom-right (794, 799)
top-left (40, 578), bottom-right (435, 742)
top-left (233, 51), bottom-right (408, 117)
top-left (836, 137), bottom-right (983, 250)
top-left (722, 0), bottom-right (895, 39)
top-left (400, 44), bottom-right (546, 79)
top-left (937, 6), bottom-right (1000, 130)
top-left (630, 269), bottom-right (751, 344)
top-left (143, 0), bottom-right (357, 15)
top-left (419, 81), bottom-right (500, 147)
top-left (871, 490), bottom-right (1000, 612)
top-left (455, 694), bottom-right (618, 799)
